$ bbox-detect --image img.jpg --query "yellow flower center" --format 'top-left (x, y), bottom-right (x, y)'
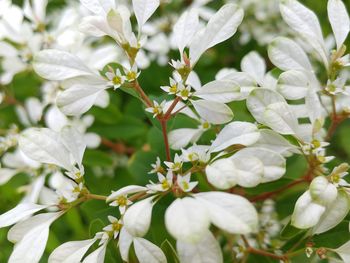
top-left (181, 181), bottom-right (189, 190)
top-left (161, 179), bottom-right (170, 190)
top-left (112, 222), bottom-right (123, 232)
top-left (202, 122), bottom-right (210, 129)
top-left (181, 89), bottom-right (189, 98)
top-left (113, 76), bottom-right (122, 85)
top-left (169, 84), bottom-right (178, 93)
top-left (127, 71), bottom-right (137, 81)
top-left (116, 196), bottom-right (128, 207)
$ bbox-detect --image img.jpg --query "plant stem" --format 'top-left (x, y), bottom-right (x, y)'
top-left (160, 119), bottom-right (171, 161)
top-left (86, 193), bottom-right (107, 201)
top-left (132, 80), bottom-right (153, 107)
top-left (163, 97), bottom-right (181, 120)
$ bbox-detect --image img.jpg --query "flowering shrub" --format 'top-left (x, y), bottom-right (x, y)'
top-left (0, 0), bottom-right (350, 262)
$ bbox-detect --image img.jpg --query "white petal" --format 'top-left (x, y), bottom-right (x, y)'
top-left (241, 51), bottom-right (266, 85)
top-left (191, 100), bottom-right (233, 125)
top-left (25, 98), bottom-right (43, 124)
top-left (247, 89), bottom-right (299, 135)
top-left (177, 231), bottom-right (223, 263)
top-left (210, 121), bottom-right (260, 152)
top-left (123, 197), bottom-right (154, 237)
top-left (194, 80), bottom-right (241, 103)
top-left (328, 0), bottom-right (350, 50)
top-left (132, 0), bottom-right (160, 28)
top-left (0, 203), bottom-right (49, 228)
top-left (79, 16), bottom-right (114, 37)
top-left (57, 85), bottom-right (107, 116)
top-left (165, 197), bottom-right (210, 243)
top-left (189, 4), bottom-right (244, 65)
top-left (174, 8), bottom-right (199, 54)
top-left (119, 228), bottom-right (133, 262)
top-left (134, 238), bottom-right (167, 263)
top-left (313, 190), bottom-right (350, 234)
top-left (309, 176), bottom-right (338, 205)
top-left (33, 50), bottom-right (94, 81)
top-left (268, 37), bottom-right (312, 71)
top-left (48, 238), bottom-right (97, 263)
top-left (195, 192), bottom-right (258, 234)
top-left (232, 147), bottom-right (286, 182)
top-left (82, 242), bottom-right (107, 263)
top-left (291, 191), bottom-right (326, 229)
top-left (84, 133), bottom-right (101, 149)
top-left (19, 128), bottom-right (73, 171)
top-left (169, 128), bottom-right (203, 150)
top-left (277, 70), bottom-right (310, 100)
top-left (206, 158), bottom-right (237, 190)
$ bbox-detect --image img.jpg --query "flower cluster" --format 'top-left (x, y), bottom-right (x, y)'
top-left (0, 0), bottom-right (350, 262)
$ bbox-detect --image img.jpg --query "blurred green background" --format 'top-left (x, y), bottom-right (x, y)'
top-left (1, 0), bottom-right (350, 262)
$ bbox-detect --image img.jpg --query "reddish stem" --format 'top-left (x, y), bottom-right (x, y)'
top-left (160, 120), bottom-right (171, 161)
top-left (101, 138), bottom-right (135, 155)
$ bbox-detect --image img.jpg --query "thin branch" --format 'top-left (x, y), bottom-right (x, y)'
top-left (101, 138), bottom-right (135, 155)
top-left (160, 119), bottom-right (171, 161)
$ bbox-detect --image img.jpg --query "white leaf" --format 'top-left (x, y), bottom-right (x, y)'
top-left (9, 223), bottom-right (49, 263)
top-left (134, 238), bottom-right (167, 263)
top-left (0, 203), bottom-right (48, 228)
top-left (82, 243), bottom-right (107, 263)
top-left (177, 231), bottom-right (223, 263)
top-left (79, 16), bottom-right (115, 38)
top-left (8, 212), bottom-right (62, 263)
top-left (291, 191), bottom-right (326, 229)
top-left (232, 147), bottom-right (286, 182)
top-left (241, 51), bottom-right (266, 85)
top-left (313, 190), bottom-right (350, 234)
top-left (60, 126), bottom-right (86, 167)
top-left (191, 100), bottom-right (233, 124)
top-left (247, 89), bottom-right (299, 135)
top-left (189, 4), bottom-right (244, 64)
top-left (194, 80), bottom-right (242, 103)
top-left (19, 128), bottom-right (73, 171)
top-left (107, 185), bottom-right (147, 202)
top-left (252, 129), bottom-right (299, 156)
top-left (0, 168), bottom-right (17, 185)
top-left (33, 50), bottom-right (94, 81)
top-left (48, 238), bottom-right (97, 263)
top-left (195, 192), bottom-right (258, 234)
top-left (119, 228), bottom-right (133, 262)
top-left (229, 156), bottom-right (264, 187)
top-left (57, 85), bottom-right (107, 116)
top-left (277, 70), bottom-right (310, 100)
top-left (174, 9), bottom-right (199, 54)
top-left (132, 0), bottom-right (160, 28)
top-left (268, 37), bottom-right (312, 71)
top-left (280, 0), bottom-right (323, 40)
top-left (334, 240), bottom-right (350, 263)
top-left (328, 0), bottom-right (350, 50)
top-left (80, 0), bottom-right (115, 15)
top-left (169, 128), bottom-right (203, 150)
top-left (206, 158), bottom-right (237, 190)
top-left (123, 197), bottom-right (154, 237)
top-left (165, 197), bottom-right (210, 243)
top-left (8, 212), bottom-right (62, 243)
top-left (280, 0), bottom-right (327, 66)
top-left (210, 121), bottom-right (260, 152)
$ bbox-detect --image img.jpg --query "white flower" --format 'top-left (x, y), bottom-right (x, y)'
top-left (145, 100), bottom-right (166, 118)
top-left (125, 64), bottom-right (141, 82)
top-left (148, 157), bottom-right (163, 174)
top-left (106, 68), bottom-right (125, 90)
top-left (325, 77), bottom-right (348, 95)
top-left (177, 85), bottom-right (192, 100)
top-left (177, 173), bottom-right (198, 192)
top-left (147, 171), bottom-right (173, 193)
top-left (164, 154), bottom-right (183, 171)
top-left (160, 78), bottom-right (183, 95)
top-left (109, 194), bottom-right (132, 214)
top-left (102, 216), bottom-right (123, 239)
